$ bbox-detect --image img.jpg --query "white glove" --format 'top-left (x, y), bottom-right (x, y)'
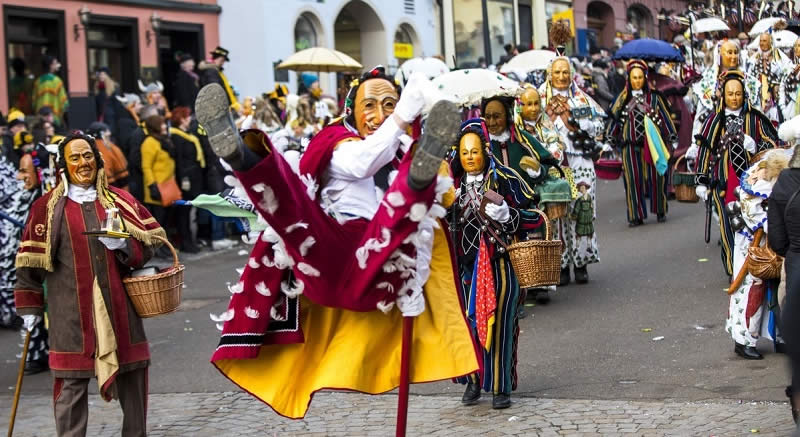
top-left (743, 134), bottom-right (756, 153)
top-left (525, 167), bottom-right (541, 179)
top-left (601, 142), bottom-right (613, 153)
top-left (396, 289), bottom-right (425, 317)
top-left (22, 314), bottom-right (41, 332)
top-left (671, 142), bottom-right (679, 150)
top-left (485, 201), bottom-right (511, 223)
top-left (394, 72), bottom-right (430, 123)
top-left (695, 185), bottom-right (708, 201)
top-left (686, 145), bottom-right (698, 160)
top-left (99, 236), bottom-right (126, 251)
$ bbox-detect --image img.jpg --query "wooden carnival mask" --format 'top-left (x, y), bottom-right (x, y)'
top-left (64, 139), bottom-right (97, 188)
top-left (483, 100), bottom-right (508, 136)
top-left (759, 33), bottom-right (772, 53)
top-left (723, 79), bottom-right (744, 111)
top-left (551, 58), bottom-right (572, 90)
top-left (520, 88), bottom-right (542, 122)
top-left (16, 154), bottom-right (38, 190)
top-left (629, 67), bottom-right (646, 91)
top-left (459, 132), bottom-right (487, 175)
top-left (720, 41), bottom-right (740, 70)
top-left (353, 78), bottom-right (398, 138)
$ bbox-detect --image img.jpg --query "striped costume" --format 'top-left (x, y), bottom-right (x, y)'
top-left (449, 121), bottom-right (544, 396)
top-left (696, 84), bottom-right (778, 276)
top-left (607, 64), bottom-right (677, 224)
top-left (32, 73), bottom-right (68, 125)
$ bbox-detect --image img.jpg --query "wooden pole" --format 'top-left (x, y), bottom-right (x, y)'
top-left (8, 330), bottom-right (31, 437)
top-left (395, 316), bottom-right (414, 437)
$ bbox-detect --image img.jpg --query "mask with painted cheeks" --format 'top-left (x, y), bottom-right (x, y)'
top-left (629, 67), bottom-right (646, 91)
top-left (551, 58), bottom-right (572, 90)
top-left (64, 139), bottom-right (98, 188)
top-left (723, 79), bottom-right (745, 111)
top-left (16, 154), bottom-right (38, 190)
top-left (483, 100), bottom-right (508, 136)
top-left (720, 41), bottom-right (740, 70)
top-left (353, 78), bottom-right (399, 138)
top-left (459, 133), bottom-right (486, 175)
top-left (520, 88), bottom-right (542, 122)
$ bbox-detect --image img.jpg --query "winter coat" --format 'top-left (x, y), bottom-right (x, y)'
top-left (768, 168), bottom-right (800, 256)
top-left (173, 69), bottom-right (199, 110)
top-left (169, 127), bottom-right (205, 199)
top-left (140, 135), bottom-right (175, 205)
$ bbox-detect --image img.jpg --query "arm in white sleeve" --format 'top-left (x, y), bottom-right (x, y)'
top-left (328, 116), bottom-right (405, 181)
top-left (743, 134), bottom-right (756, 153)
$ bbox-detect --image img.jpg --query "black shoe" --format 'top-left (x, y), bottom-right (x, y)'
top-left (559, 268), bottom-right (570, 286)
top-left (734, 343), bottom-right (763, 360)
top-left (0, 314), bottom-right (23, 330)
top-left (574, 266), bottom-right (588, 284)
top-left (492, 393), bottom-right (511, 409)
top-left (24, 359), bottom-right (49, 375)
top-left (461, 382), bottom-right (481, 405)
top-left (657, 214), bottom-right (666, 223)
top-left (628, 219), bottom-right (644, 227)
top-left (196, 83), bottom-right (247, 170)
top-left (776, 343), bottom-right (788, 354)
top-left (787, 386), bottom-right (798, 424)
top-left (408, 100), bottom-right (461, 190)
top-left (181, 243), bottom-right (202, 254)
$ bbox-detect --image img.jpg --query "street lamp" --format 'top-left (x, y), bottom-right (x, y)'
top-left (146, 11), bottom-right (162, 47)
top-left (73, 4), bottom-right (91, 41)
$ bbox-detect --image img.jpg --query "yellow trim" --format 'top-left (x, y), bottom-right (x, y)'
top-left (20, 241), bottom-right (48, 249)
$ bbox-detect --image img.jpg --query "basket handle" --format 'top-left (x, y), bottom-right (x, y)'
top-left (531, 209), bottom-right (551, 240)
top-left (152, 235), bottom-right (180, 268)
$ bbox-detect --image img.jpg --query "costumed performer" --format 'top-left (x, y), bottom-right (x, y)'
top-left (516, 85), bottom-right (574, 303)
top-left (778, 39), bottom-right (800, 121)
top-left (725, 149), bottom-right (791, 359)
top-left (14, 133), bottom-right (165, 436)
top-left (449, 119), bottom-right (544, 409)
top-left (695, 70), bottom-right (779, 277)
top-left (606, 59), bottom-right (678, 226)
top-left (197, 68), bottom-right (478, 419)
top-left (745, 30), bottom-right (792, 123)
top-left (539, 54), bottom-right (606, 285)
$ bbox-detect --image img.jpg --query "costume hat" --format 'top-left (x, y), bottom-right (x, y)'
top-left (210, 46), bottom-right (230, 62)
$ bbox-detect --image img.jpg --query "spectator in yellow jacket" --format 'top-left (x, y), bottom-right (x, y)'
top-left (140, 115), bottom-right (175, 227)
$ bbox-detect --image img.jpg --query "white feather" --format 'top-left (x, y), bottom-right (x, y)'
top-left (210, 308), bottom-right (234, 322)
top-left (386, 191), bottom-right (406, 207)
top-left (272, 242), bottom-right (295, 269)
top-left (408, 203), bottom-right (428, 222)
top-left (261, 226), bottom-right (280, 243)
top-left (248, 257), bottom-right (260, 269)
top-left (376, 282), bottom-right (395, 294)
top-left (281, 279), bottom-right (305, 298)
top-left (299, 236), bottom-right (316, 256)
top-left (297, 262), bottom-right (320, 277)
top-left (355, 227), bottom-right (392, 269)
top-left (244, 306), bottom-right (260, 319)
top-left (255, 281), bottom-right (271, 296)
top-left (228, 282), bottom-right (244, 294)
top-left (270, 306), bottom-right (287, 322)
top-left (241, 233), bottom-right (258, 245)
top-left (376, 300), bottom-right (395, 314)
top-left (257, 185), bottom-right (279, 215)
top-left (261, 255), bottom-right (275, 268)
top-left (251, 182), bottom-right (267, 193)
top-left (235, 267), bottom-right (244, 276)
top-left (300, 174), bottom-right (318, 200)
top-left (285, 222), bottom-right (309, 233)
top-left (216, 323), bottom-right (224, 331)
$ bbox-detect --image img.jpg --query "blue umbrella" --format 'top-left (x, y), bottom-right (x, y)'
top-left (612, 38), bottom-right (685, 63)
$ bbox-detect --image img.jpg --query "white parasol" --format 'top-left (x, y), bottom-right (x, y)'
top-left (748, 29), bottom-right (799, 49)
top-left (395, 57), bottom-right (450, 85)
top-left (431, 69), bottom-right (522, 108)
top-left (499, 50), bottom-right (557, 73)
top-left (691, 17), bottom-right (730, 34)
top-left (748, 17), bottom-right (784, 36)
top-left (277, 47), bottom-right (362, 73)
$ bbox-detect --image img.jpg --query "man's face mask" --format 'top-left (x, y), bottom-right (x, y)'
top-left (16, 154), bottom-right (38, 190)
top-left (459, 133), bottom-right (486, 175)
top-left (551, 59), bottom-right (572, 90)
top-left (721, 42), bottom-right (740, 69)
top-left (64, 139), bottom-right (98, 187)
top-left (353, 78), bottom-right (398, 138)
top-left (724, 79), bottom-right (744, 111)
top-left (759, 34), bottom-right (772, 52)
top-left (629, 67), bottom-right (646, 91)
top-left (520, 88), bottom-right (542, 122)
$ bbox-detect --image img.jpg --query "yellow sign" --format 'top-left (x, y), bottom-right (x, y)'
top-left (551, 8), bottom-right (575, 37)
top-left (394, 43), bottom-right (413, 59)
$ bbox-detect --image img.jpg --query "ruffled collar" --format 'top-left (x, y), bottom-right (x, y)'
top-left (489, 131), bottom-right (511, 143)
top-left (465, 173), bottom-right (485, 184)
top-left (67, 184), bottom-right (98, 204)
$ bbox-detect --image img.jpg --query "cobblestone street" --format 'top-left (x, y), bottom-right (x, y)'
top-left (1, 391), bottom-right (796, 436)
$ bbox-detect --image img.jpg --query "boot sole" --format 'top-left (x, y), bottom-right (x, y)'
top-left (409, 100), bottom-right (461, 190)
top-left (195, 83), bottom-right (242, 163)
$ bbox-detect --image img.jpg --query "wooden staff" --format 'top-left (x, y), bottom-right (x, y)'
top-left (395, 316), bottom-right (414, 437)
top-left (8, 330), bottom-right (31, 437)
top-left (728, 228), bottom-right (765, 294)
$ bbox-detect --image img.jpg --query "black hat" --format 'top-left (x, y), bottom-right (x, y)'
top-left (38, 106), bottom-right (53, 116)
top-left (177, 52), bottom-right (193, 63)
top-left (95, 66), bottom-right (111, 75)
top-left (210, 46), bottom-right (230, 62)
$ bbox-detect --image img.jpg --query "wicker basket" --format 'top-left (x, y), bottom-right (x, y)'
top-left (672, 155), bottom-right (699, 203)
top-left (123, 235), bottom-right (184, 318)
top-left (507, 209), bottom-right (563, 288)
top-left (545, 202), bottom-right (569, 220)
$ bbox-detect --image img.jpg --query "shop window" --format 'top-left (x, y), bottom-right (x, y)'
top-left (487, 0), bottom-right (514, 64)
top-left (86, 16), bottom-right (139, 95)
top-left (295, 13), bottom-right (318, 51)
top-left (4, 6), bottom-right (66, 113)
top-left (453, 0), bottom-right (485, 68)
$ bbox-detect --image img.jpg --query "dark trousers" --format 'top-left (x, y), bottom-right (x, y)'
top-left (783, 254), bottom-right (800, 390)
top-left (53, 367), bottom-right (148, 437)
top-left (175, 204), bottom-right (195, 249)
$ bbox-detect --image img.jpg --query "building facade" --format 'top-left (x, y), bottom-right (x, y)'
top-left (440, 0), bottom-right (687, 65)
top-left (218, 0), bottom-right (440, 99)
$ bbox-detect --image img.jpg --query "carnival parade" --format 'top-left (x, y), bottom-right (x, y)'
top-left (2, 0), bottom-right (800, 435)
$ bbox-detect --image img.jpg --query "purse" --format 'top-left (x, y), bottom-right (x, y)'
top-left (746, 187), bottom-right (799, 280)
top-left (157, 177), bottom-right (183, 207)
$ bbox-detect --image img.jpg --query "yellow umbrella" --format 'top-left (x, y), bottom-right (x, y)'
top-left (277, 47), bottom-right (363, 73)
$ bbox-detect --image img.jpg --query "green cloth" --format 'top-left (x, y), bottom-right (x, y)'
top-left (573, 197), bottom-right (594, 237)
top-left (190, 194), bottom-right (266, 232)
top-left (32, 73), bottom-right (68, 124)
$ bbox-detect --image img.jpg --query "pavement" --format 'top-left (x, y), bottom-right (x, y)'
top-left (0, 178), bottom-right (797, 435)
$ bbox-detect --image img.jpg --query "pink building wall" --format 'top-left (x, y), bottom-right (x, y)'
top-left (0, 0), bottom-right (220, 112)
top-left (573, 0), bottom-right (688, 47)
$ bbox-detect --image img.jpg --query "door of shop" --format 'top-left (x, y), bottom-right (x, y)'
top-left (157, 22), bottom-right (204, 109)
top-left (86, 16), bottom-right (139, 95)
top-left (3, 6), bottom-right (66, 113)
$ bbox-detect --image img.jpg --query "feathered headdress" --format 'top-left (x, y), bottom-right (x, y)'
top-left (549, 20), bottom-right (572, 56)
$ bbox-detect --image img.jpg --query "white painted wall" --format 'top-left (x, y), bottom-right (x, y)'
top-left (218, 0), bottom-right (440, 99)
